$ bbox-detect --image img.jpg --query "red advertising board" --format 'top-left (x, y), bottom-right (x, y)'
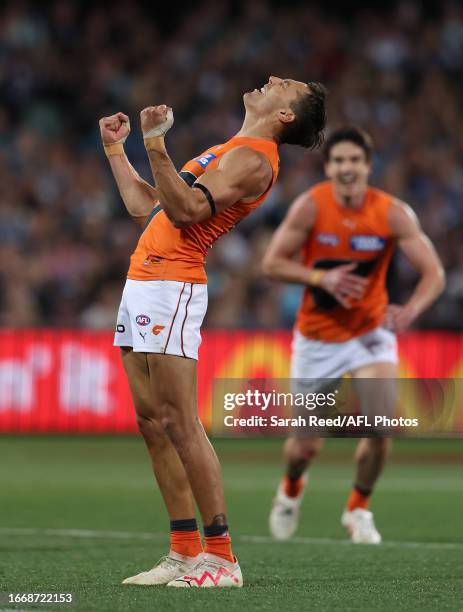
top-left (0, 330), bottom-right (462, 433)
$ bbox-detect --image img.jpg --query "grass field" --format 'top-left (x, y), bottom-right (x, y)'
top-left (1, 437), bottom-right (463, 611)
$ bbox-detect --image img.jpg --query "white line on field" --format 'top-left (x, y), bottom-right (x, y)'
top-left (240, 534), bottom-right (463, 551)
top-left (1, 527), bottom-right (462, 551)
top-left (0, 527), bottom-right (165, 541)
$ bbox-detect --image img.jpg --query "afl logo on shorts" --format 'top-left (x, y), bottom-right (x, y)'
top-left (136, 315), bottom-right (151, 326)
top-left (350, 235), bottom-right (386, 251)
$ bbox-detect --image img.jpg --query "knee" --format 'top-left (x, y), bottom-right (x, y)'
top-left (160, 407), bottom-right (196, 449)
top-left (136, 413), bottom-right (164, 444)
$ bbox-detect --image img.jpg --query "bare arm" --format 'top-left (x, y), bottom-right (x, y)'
top-left (262, 192), bottom-right (318, 284)
top-left (99, 112), bottom-right (158, 228)
top-left (262, 193), bottom-right (368, 308)
top-left (386, 199), bottom-right (445, 332)
top-left (140, 106), bottom-right (272, 228)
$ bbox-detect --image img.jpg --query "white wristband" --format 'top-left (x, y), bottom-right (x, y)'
top-left (143, 109), bottom-right (174, 138)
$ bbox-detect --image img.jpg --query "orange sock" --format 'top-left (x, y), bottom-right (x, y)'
top-left (204, 534), bottom-right (234, 563)
top-left (170, 530), bottom-right (203, 558)
top-left (346, 488), bottom-right (370, 511)
top-left (283, 475), bottom-right (304, 498)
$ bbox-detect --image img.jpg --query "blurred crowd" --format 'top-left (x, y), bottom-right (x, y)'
top-left (1, 0), bottom-right (462, 330)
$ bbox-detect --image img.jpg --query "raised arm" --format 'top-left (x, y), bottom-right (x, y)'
top-left (386, 199), bottom-right (445, 332)
top-left (99, 112), bottom-right (158, 228)
top-left (140, 105), bottom-right (272, 228)
top-left (262, 193), bottom-right (368, 308)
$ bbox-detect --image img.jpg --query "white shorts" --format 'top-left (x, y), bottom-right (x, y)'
top-left (114, 279), bottom-right (208, 359)
top-left (291, 326), bottom-right (398, 381)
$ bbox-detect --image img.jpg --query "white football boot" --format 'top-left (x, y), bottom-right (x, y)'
top-left (167, 553), bottom-right (243, 588)
top-left (122, 552), bottom-right (203, 585)
top-left (269, 476), bottom-right (306, 540)
top-left (341, 508), bottom-right (382, 544)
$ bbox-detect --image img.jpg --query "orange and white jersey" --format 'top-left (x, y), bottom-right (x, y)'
top-left (296, 181), bottom-right (395, 342)
top-left (128, 136), bottom-right (280, 284)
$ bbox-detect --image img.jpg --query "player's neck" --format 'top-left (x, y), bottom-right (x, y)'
top-left (235, 117), bottom-right (276, 142)
top-left (333, 185), bottom-right (367, 209)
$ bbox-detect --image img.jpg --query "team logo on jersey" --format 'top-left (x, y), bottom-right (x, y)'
top-left (350, 235), bottom-right (386, 251)
top-left (144, 254), bottom-right (162, 266)
top-left (195, 153), bottom-right (216, 168)
top-left (152, 325), bottom-right (165, 336)
top-left (136, 315), bottom-right (151, 326)
top-left (316, 233), bottom-right (340, 246)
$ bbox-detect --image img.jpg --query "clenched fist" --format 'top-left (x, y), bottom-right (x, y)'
top-left (99, 112), bottom-right (130, 145)
top-left (140, 105), bottom-right (174, 138)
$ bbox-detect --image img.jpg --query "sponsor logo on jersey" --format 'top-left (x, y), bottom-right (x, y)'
top-left (350, 235), bottom-right (386, 251)
top-left (316, 233), bottom-right (340, 247)
top-left (152, 325), bottom-right (165, 336)
top-left (136, 315), bottom-right (151, 326)
top-left (195, 153), bottom-right (216, 168)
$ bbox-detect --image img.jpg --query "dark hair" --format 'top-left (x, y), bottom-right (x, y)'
top-left (323, 126), bottom-right (373, 162)
top-left (279, 81), bottom-right (326, 150)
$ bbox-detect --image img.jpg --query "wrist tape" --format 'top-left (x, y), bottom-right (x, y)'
top-left (309, 269), bottom-right (325, 287)
top-left (143, 109), bottom-right (174, 139)
top-left (104, 143), bottom-right (125, 157)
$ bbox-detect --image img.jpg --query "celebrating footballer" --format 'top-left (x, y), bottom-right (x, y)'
top-left (264, 127), bottom-right (445, 543)
top-left (99, 76), bottom-right (325, 588)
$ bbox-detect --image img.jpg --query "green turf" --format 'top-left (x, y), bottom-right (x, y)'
top-left (1, 437), bottom-right (463, 611)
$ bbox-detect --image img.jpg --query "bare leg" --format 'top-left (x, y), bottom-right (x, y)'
top-left (351, 362), bottom-right (396, 492)
top-left (147, 353), bottom-right (226, 526)
top-left (283, 436), bottom-right (324, 481)
top-left (353, 437), bottom-right (391, 491)
top-left (121, 348), bottom-right (195, 519)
